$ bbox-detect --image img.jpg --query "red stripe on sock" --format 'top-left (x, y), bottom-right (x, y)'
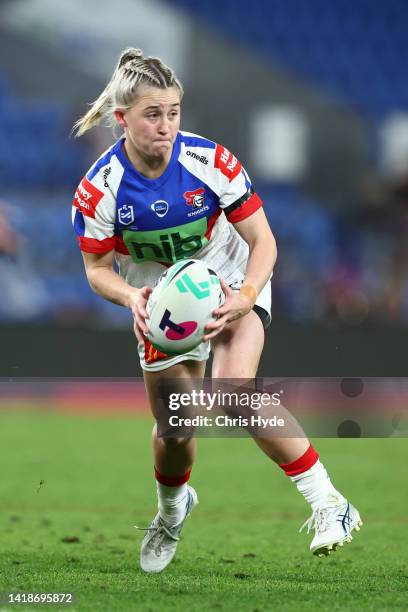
top-left (154, 468), bottom-right (191, 487)
top-left (279, 445), bottom-right (319, 476)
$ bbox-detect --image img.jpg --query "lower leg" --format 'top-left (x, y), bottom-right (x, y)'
top-left (144, 360), bottom-right (205, 526)
top-left (212, 317), bottom-right (344, 510)
top-left (268, 438), bottom-right (345, 510)
top-left (152, 426), bottom-right (196, 525)
top-left (254, 435), bottom-right (309, 464)
top-left (152, 424), bottom-right (196, 476)
top-left (248, 435), bottom-right (344, 514)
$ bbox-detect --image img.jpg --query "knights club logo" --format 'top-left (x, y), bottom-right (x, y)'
top-left (183, 187), bottom-right (206, 209)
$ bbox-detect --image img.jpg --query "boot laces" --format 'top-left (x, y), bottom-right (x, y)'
top-left (135, 521), bottom-right (180, 557)
top-left (299, 505), bottom-right (340, 535)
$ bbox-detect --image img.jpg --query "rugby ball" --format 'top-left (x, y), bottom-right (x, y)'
top-left (146, 259), bottom-right (223, 355)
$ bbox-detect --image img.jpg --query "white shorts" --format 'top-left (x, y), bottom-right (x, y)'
top-left (138, 278), bottom-right (272, 372)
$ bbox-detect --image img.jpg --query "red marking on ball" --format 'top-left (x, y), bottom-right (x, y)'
top-left (165, 321), bottom-right (198, 340)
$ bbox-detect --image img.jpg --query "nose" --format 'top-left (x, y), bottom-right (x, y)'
top-left (158, 116), bottom-right (171, 135)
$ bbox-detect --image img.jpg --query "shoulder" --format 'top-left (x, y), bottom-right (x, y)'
top-left (75, 141), bottom-right (126, 209)
top-left (177, 131), bottom-right (261, 221)
top-left (178, 130), bottom-right (216, 151)
top-left (73, 141), bottom-right (125, 219)
top-left (178, 131), bottom-right (243, 183)
top-left (85, 140), bottom-right (125, 189)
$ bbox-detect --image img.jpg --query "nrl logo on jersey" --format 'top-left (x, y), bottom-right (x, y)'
top-left (118, 204), bottom-right (135, 225)
top-left (183, 188), bottom-right (209, 217)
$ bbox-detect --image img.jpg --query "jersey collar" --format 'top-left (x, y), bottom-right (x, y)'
top-left (114, 133), bottom-right (181, 190)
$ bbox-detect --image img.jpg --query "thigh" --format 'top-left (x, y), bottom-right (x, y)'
top-left (144, 359), bottom-right (206, 421)
top-left (211, 310), bottom-right (265, 379)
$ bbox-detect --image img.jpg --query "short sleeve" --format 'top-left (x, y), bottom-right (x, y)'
top-left (72, 174), bottom-right (116, 253)
top-left (214, 144), bottom-right (263, 223)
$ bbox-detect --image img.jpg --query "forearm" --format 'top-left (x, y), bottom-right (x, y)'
top-left (243, 234), bottom-right (277, 296)
top-left (204, 234), bottom-right (277, 338)
top-left (86, 266), bottom-right (138, 309)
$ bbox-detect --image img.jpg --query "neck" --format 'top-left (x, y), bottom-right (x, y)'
top-left (123, 136), bottom-right (173, 179)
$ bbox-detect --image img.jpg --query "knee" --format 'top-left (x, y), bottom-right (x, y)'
top-left (160, 436), bottom-right (193, 450)
top-left (212, 364), bottom-right (258, 379)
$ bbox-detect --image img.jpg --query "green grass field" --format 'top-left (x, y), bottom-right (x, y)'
top-left (1, 409), bottom-right (407, 611)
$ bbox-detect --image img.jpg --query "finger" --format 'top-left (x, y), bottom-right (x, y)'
top-left (135, 314), bottom-right (149, 336)
top-left (213, 306), bottom-right (227, 317)
top-left (204, 314), bottom-right (229, 333)
top-left (134, 302), bottom-right (150, 325)
top-left (205, 319), bottom-right (223, 332)
top-left (219, 278), bottom-right (233, 295)
top-left (142, 286), bottom-right (153, 297)
top-left (136, 324), bottom-right (149, 341)
top-left (139, 306), bottom-right (149, 319)
top-left (205, 311), bottom-right (229, 328)
top-left (133, 322), bottom-right (143, 344)
top-left (142, 288), bottom-right (152, 317)
top-left (203, 322), bottom-right (227, 341)
top-left (213, 302), bottom-right (234, 317)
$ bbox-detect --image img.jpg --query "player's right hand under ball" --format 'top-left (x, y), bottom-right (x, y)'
top-left (129, 286), bottom-right (152, 343)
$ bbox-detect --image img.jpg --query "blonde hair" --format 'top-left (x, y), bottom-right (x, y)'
top-left (73, 48), bottom-right (183, 137)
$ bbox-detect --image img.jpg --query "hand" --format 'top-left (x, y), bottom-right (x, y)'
top-left (203, 279), bottom-right (253, 341)
top-left (128, 286), bottom-right (153, 343)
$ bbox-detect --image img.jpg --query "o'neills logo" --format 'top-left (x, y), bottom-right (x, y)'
top-left (103, 166), bottom-right (111, 187)
top-left (186, 150), bottom-right (208, 165)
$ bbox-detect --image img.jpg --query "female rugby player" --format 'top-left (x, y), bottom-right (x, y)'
top-left (72, 48), bottom-right (362, 573)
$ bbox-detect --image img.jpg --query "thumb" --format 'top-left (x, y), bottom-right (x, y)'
top-left (219, 278), bottom-right (232, 296)
top-left (141, 286), bottom-right (153, 298)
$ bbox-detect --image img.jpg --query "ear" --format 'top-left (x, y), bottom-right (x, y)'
top-left (114, 110), bottom-right (127, 128)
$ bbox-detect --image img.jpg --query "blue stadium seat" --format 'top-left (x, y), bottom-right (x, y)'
top-left (164, 0), bottom-right (408, 117)
top-left (0, 72), bottom-right (86, 190)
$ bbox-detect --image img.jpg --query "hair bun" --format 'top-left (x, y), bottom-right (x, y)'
top-left (118, 48), bottom-right (143, 69)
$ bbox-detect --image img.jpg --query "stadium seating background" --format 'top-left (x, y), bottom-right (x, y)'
top-left (1, 0), bottom-right (408, 375)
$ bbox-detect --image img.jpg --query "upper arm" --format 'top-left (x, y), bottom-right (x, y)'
top-left (212, 145), bottom-right (273, 247)
top-left (72, 172), bottom-right (117, 254)
top-left (82, 250), bottom-right (115, 276)
top-left (214, 145), bottom-right (263, 224)
top-left (232, 207), bottom-right (276, 251)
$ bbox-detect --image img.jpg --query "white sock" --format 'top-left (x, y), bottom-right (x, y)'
top-left (156, 481), bottom-right (188, 526)
top-left (290, 460), bottom-right (345, 511)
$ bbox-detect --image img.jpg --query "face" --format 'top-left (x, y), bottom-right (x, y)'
top-left (115, 85), bottom-right (181, 159)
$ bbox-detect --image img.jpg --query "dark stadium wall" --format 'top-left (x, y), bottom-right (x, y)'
top-left (0, 25), bottom-right (102, 103)
top-left (1, 324), bottom-right (407, 377)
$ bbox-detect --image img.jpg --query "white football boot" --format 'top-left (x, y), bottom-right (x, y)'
top-left (137, 485), bottom-right (198, 573)
top-left (300, 494), bottom-right (363, 557)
